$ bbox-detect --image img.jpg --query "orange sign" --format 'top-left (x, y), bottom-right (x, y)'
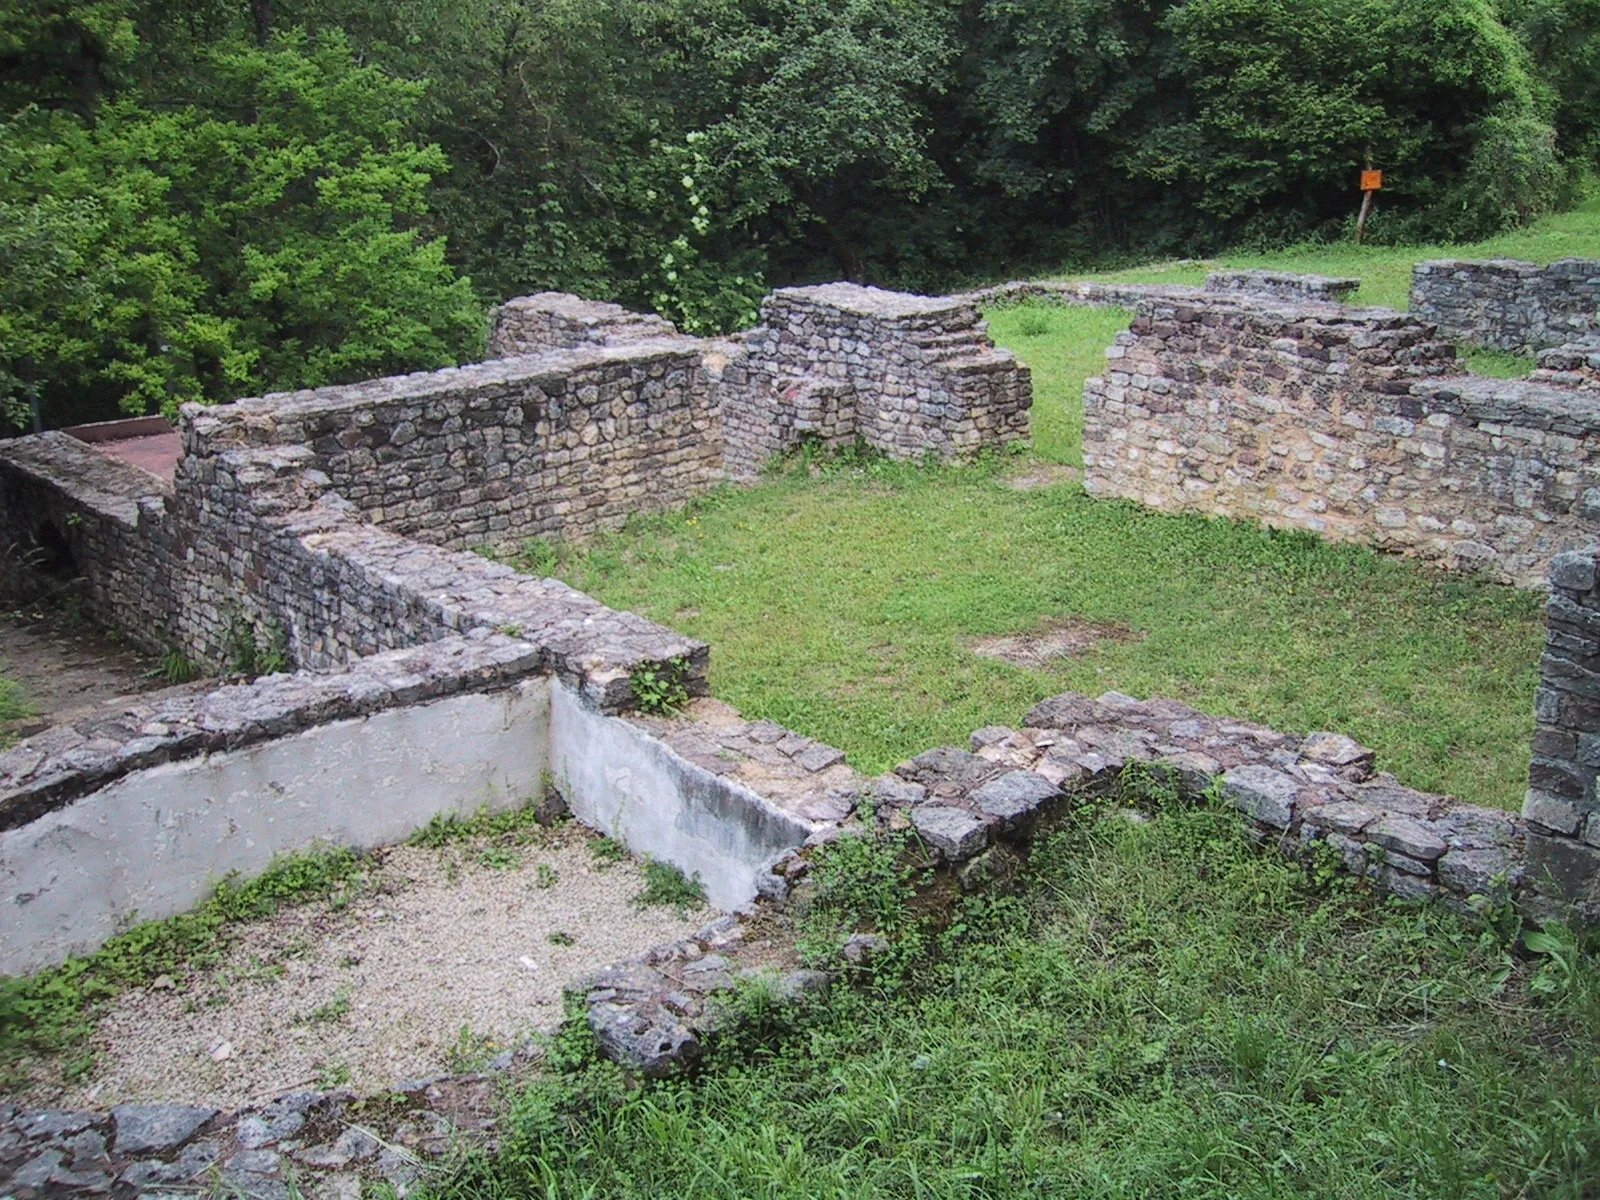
top-left (1361, 169), bottom-right (1383, 191)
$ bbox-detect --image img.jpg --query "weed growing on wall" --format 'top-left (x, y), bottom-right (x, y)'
top-left (629, 656), bottom-right (691, 715)
top-left (633, 860), bottom-right (706, 915)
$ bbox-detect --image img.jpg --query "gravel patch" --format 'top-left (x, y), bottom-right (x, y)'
top-left (18, 825), bottom-right (708, 1110)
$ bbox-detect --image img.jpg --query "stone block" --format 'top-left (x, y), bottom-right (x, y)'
top-left (911, 805), bottom-right (989, 860)
top-left (968, 770), bottom-right (1060, 828)
top-left (1526, 831), bottom-right (1600, 916)
top-left (1367, 816), bottom-right (1447, 861)
top-left (1524, 789), bottom-right (1582, 835)
top-left (1221, 765), bottom-right (1299, 829)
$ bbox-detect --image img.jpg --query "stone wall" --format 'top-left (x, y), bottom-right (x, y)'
top-left (488, 292), bottom-right (678, 356)
top-left (0, 433), bottom-right (181, 657)
top-left (1204, 269), bottom-right (1360, 304)
top-left (722, 284), bottom-right (1032, 478)
top-left (1080, 293), bottom-right (1600, 587)
top-left (1410, 258), bottom-right (1600, 352)
top-left (1525, 548), bottom-right (1600, 917)
top-left (208, 340), bottom-right (724, 551)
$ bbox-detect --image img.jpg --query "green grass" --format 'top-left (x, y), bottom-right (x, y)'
top-left (1081, 189), bottom-right (1600, 311)
top-left (527, 454), bottom-right (1540, 811)
top-left (425, 793), bottom-right (1600, 1199)
top-left (985, 304), bottom-right (1131, 463)
top-left (0, 844), bottom-right (369, 1081)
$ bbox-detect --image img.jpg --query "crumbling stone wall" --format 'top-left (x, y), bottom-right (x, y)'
top-left (722, 284), bottom-right (1032, 478)
top-left (1525, 548), bottom-right (1600, 917)
top-left (1080, 294), bottom-right (1600, 587)
top-left (488, 292), bottom-right (678, 356)
top-left (0, 434), bottom-right (181, 657)
top-left (1204, 269), bottom-right (1360, 304)
top-left (1532, 343), bottom-right (1600, 388)
top-left (208, 340), bottom-right (724, 551)
top-left (1410, 258), bottom-right (1600, 352)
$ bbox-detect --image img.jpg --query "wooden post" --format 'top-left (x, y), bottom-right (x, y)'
top-left (1355, 163), bottom-right (1382, 245)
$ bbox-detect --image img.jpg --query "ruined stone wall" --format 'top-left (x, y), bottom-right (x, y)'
top-left (1203, 269), bottom-right (1360, 304)
top-left (722, 284), bottom-right (1031, 478)
top-left (1080, 295), bottom-right (1600, 587)
top-left (1533, 343), bottom-right (1600, 389)
top-left (208, 339), bottom-right (725, 551)
top-left (0, 434), bottom-right (180, 657)
top-left (1410, 258), bottom-right (1600, 352)
top-left (1525, 548), bottom-right (1600, 917)
top-left (488, 292), bottom-right (678, 356)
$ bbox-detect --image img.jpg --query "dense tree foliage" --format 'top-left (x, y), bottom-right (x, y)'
top-left (3, 0), bottom-right (1600, 427)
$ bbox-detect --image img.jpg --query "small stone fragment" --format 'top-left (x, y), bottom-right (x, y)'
top-left (968, 770), bottom-right (1059, 827)
top-left (112, 1103), bottom-right (218, 1156)
top-left (1368, 816), bottom-right (1448, 861)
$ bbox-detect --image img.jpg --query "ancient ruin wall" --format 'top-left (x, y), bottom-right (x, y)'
top-left (1081, 295), bottom-right (1600, 587)
top-left (488, 292), bottom-right (679, 356)
top-left (723, 284), bottom-right (1032, 477)
top-left (1410, 258), bottom-right (1600, 352)
top-left (1204, 269), bottom-right (1360, 304)
top-left (1526, 548), bottom-right (1600, 916)
top-left (209, 340), bottom-right (724, 550)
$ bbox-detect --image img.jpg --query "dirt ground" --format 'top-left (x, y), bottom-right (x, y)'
top-left (0, 600), bottom-right (175, 738)
top-left (12, 824), bottom-right (709, 1111)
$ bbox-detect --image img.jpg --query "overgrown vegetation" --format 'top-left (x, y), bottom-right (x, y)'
top-left (422, 784), bottom-right (1600, 1198)
top-left (629, 656), bottom-right (693, 716)
top-left (0, 844), bottom-right (368, 1083)
top-left (9, 0), bottom-right (1600, 427)
top-left (633, 859), bottom-right (708, 915)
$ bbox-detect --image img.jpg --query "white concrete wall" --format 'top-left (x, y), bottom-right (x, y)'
top-left (549, 678), bottom-right (813, 910)
top-left (1, 681), bottom-right (549, 974)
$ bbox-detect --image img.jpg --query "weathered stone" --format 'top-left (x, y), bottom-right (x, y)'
top-left (1527, 832), bottom-right (1600, 915)
top-left (968, 770), bottom-right (1059, 827)
top-left (1300, 801), bottom-right (1379, 836)
top-left (1221, 765), bottom-right (1300, 829)
top-left (1524, 789), bottom-right (1583, 835)
top-left (796, 743), bottom-right (847, 773)
top-left (910, 805), bottom-right (989, 859)
top-left (1298, 732), bottom-right (1374, 770)
top-left (1437, 847), bottom-right (1514, 897)
top-left (1367, 816), bottom-right (1448, 861)
top-left (111, 1104), bottom-right (218, 1156)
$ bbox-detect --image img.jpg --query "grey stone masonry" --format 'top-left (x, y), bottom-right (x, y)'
top-left (1080, 292), bottom-right (1600, 587)
top-left (722, 283), bottom-right (1032, 478)
top-left (1532, 342), bottom-right (1600, 389)
top-left (1204, 269), bottom-right (1361, 304)
top-left (1411, 258), bottom-right (1600, 352)
top-left (202, 338), bottom-right (725, 550)
top-left (1526, 546), bottom-right (1600, 919)
top-left (487, 292), bottom-right (679, 356)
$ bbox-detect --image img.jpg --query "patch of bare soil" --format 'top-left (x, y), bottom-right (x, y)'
top-left (970, 615), bottom-right (1140, 669)
top-left (1005, 462), bottom-right (1081, 490)
top-left (0, 599), bottom-right (176, 738)
top-left (15, 825), bottom-right (708, 1111)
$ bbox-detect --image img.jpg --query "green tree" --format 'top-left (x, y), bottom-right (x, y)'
top-left (0, 30), bottom-right (482, 428)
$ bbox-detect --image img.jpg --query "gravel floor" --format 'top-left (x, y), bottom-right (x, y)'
top-left (20, 824), bottom-right (708, 1110)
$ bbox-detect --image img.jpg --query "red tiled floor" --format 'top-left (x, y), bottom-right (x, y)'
top-left (93, 432), bottom-right (182, 482)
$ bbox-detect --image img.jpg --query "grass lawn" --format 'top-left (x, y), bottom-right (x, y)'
top-left (428, 794), bottom-right (1600, 1198)
top-left (531, 454), bottom-right (1540, 811)
top-left (1079, 189), bottom-right (1600, 311)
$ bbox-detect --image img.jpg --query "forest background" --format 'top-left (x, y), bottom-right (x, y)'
top-left (6, 0), bottom-right (1600, 429)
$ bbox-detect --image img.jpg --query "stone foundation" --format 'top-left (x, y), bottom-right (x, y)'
top-left (1410, 257), bottom-right (1600, 352)
top-left (1080, 293), bottom-right (1600, 587)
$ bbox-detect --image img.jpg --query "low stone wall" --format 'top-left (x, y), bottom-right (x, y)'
top-left (722, 284), bottom-right (1032, 477)
top-left (1204, 269), bottom-right (1360, 304)
top-left (1410, 258), bottom-right (1600, 352)
top-left (0, 434), bottom-right (179, 656)
top-left (1533, 343), bottom-right (1600, 388)
top-left (487, 292), bottom-right (678, 356)
top-left (1525, 548), bottom-right (1600, 915)
top-left (1079, 294), bottom-right (1600, 586)
top-left (207, 339), bottom-right (724, 551)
